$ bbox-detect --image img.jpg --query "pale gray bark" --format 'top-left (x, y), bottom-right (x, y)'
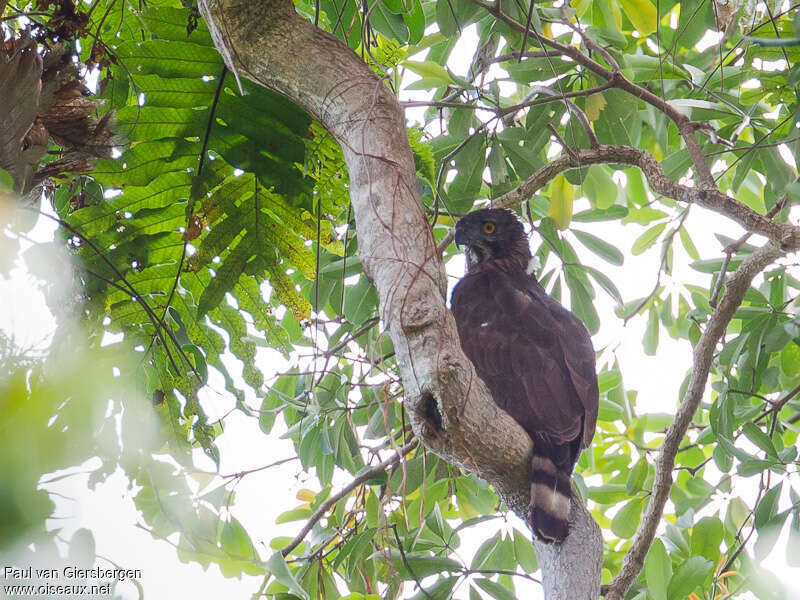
top-left (197, 1), bottom-right (602, 597)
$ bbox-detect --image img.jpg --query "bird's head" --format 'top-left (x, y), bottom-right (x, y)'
top-left (454, 208), bottom-right (531, 271)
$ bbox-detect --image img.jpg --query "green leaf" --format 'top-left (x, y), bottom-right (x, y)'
top-left (266, 552), bottom-right (309, 600)
top-left (583, 266), bottom-right (623, 306)
top-left (623, 207), bottom-right (668, 225)
top-left (573, 230), bottom-right (624, 265)
top-left (626, 458), bottom-right (648, 495)
top-left (408, 577), bottom-right (457, 600)
top-left (370, 2), bottom-right (409, 42)
top-left (589, 483), bottom-right (629, 504)
top-left (666, 556), bottom-right (713, 599)
top-left (403, 0), bottom-right (425, 44)
top-left (598, 369), bottom-right (622, 393)
top-left (182, 344), bottom-right (208, 384)
top-left (448, 135), bottom-right (485, 210)
top-left (675, 0), bottom-right (715, 50)
top-left (632, 222), bottom-right (667, 255)
top-left (690, 516), bottom-right (724, 562)
top-left (436, 0), bottom-right (459, 37)
top-left (619, 0), bottom-right (657, 33)
top-left (343, 276), bottom-right (379, 325)
top-left (403, 60), bottom-right (455, 87)
top-left (643, 308), bottom-right (659, 356)
top-left (679, 227), bottom-right (699, 260)
top-left (572, 205), bottom-right (628, 222)
top-left (645, 538), bottom-right (672, 600)
top-left (582, 165), bottom-right (617, 209)
top-left (594, 89), bottom-right (637, 145)
top-left (471, 534), bottom-right (500, 569)
top-left (275, 507), bottom-right (313, 524)
top-left (512, 529), bottom-right (538, 572)
top-left (781, 343), bottom-right (800, 375)
top-left (377, 551), bottom-right (462, 579)
top-left (611, 496), bottom-right (645, 538)
top-left (474, 577), bottom-right (516, 600)
top-left (742, 422), bottom-right (778, 458)
top-left (566, 271), bottom-right (600, 334)
top-left (670, 99), bottom-right (735, 120)
top-left (755, 482), bottom-right (783, 529)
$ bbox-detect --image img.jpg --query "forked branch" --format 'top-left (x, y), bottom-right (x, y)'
top-left (603, 241), bottom-right (782, 599)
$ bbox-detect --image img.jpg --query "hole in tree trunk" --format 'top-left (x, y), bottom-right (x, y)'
top-left (422, 391), bottom-right (443, 432)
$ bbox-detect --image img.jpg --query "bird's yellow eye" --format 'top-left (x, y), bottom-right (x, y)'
top-left (483, 222), bottom-right (496, 234)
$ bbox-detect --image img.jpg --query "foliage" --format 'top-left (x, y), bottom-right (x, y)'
top-left (2, 0), bottom-right (800, 599)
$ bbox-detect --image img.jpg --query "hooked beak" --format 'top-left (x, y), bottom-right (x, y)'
top-left (454, 228), bottom-right (469, 248)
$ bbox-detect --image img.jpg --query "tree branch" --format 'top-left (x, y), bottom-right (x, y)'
top-left (280, 441), bottom-right (416, 557)
top-left (602, 241), bottom-right (783, 600)
top-left (490, 144), bottom-right (800, 250)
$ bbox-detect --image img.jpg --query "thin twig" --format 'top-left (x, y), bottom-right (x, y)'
top-left (324, 316), bottom-right (380, 357)
top-left (710, 195), bottom-right (788, 306)
top-left (280, 441), bottom-right (417, 557)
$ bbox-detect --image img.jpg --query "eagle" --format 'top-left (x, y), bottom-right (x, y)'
top-left (450, 208), bottom-right (598, 543)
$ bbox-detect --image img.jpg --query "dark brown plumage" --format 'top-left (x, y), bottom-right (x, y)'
top-left (450, 208), bottom-right (598, 543)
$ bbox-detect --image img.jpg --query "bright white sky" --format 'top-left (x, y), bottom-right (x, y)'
top-left (2, 20), bottom-right (800, 600)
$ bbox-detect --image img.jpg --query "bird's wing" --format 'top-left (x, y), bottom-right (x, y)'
top-left (452, 268), bottom-right (598, 450)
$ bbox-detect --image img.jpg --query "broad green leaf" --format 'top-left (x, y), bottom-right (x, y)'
top-left (623, 207), bottom-right (668, 225)
top-left (632, 223), bottom-right (667, 255)
top-left (275, 507), bottom-right (312, 524)
top-left (370, 3), bottom-right (409, 42)
top-left (645, 538), bottom-right (672, 600)
top-left (598, 369), bottom-right (622, 393)
top-left (742, 423), bottom-right (778, 458)
top-left (755, 482), bottom-right (783, 530)
top-left (690, 516), bottom-right (724, 562)
top-left (512, 529), bottom-right (538, 572)
top-left (403, 60), bottom-right (455, 87)
top-left (573, 230), bottom-right (624, 265)
top-left (376, 551), bottom-right (462, 579)
top-left (566, 271), bottom-right (600, 334)
top-left (588, 483), bottom-right (628, 504)
top-left (619, 0), bottom-right (657, 33)
top-left (679, 227), bottom-right (699, 260)
top-left (675, 0), bottom-right (715, 49)
top-left (781, 342), bottom-right (800, 375)
top-left (474, 577), bottom-right (516, 600)
top-left (582, 165), bottom-right (617, 209)
top-left (573, 205), bottom-right (628, 222)
top-left (626, 458), bottom-right (648, 495)
top-left (666, 556), bottom-right (713, 599)
top-left (266, 552), bottom-right (309, 599)
top-left (594, 89), bottom-right (637, 145)
top-left (611, 496), bottom-right (645, 538)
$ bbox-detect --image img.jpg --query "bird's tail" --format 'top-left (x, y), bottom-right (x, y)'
top-left (529, 453), bottom-right (572, 543)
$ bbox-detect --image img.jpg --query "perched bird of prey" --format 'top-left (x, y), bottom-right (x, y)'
top-left (450, 208), bottom-right (598, 543)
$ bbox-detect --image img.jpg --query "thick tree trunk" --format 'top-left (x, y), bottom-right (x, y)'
top-left (197, 2), bottom-right (602, 597)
